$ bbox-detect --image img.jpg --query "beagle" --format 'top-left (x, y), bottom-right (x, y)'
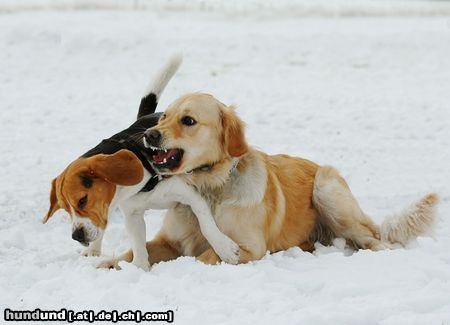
top-left (100, 92), bottom-right (439, 267)
top-left (44, 59), bottom-right (240, 271)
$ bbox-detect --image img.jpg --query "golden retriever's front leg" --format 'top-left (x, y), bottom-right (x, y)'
top-left (197, 248), bottom-right (222, 265)
top-left (197, 247), bottom-right (265, 265)
top-left (147, 234), bottom-right (181, 265)
top-left (238, 246), bottom-right (267, 263)
top-left (197, 239), bottom-right (267, 265)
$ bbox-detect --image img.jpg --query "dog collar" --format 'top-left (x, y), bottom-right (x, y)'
top-left (230, 158), bottom-right (239, 174)
top-left (186, 158), bottom-right (239, 175)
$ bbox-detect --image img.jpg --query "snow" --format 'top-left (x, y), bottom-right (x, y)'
top-left (1, 3), bottom-right (450, 324)
top-left (2, 0), bottom-right (450, 16)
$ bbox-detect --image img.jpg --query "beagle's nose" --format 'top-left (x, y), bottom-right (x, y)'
top-left (144, 129), bottom-right (161, 147)
top-left (72, 227), bottom-right (85, 243)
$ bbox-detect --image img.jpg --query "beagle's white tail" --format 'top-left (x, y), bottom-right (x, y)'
top-left (137, 54), bottom-right (183, 118)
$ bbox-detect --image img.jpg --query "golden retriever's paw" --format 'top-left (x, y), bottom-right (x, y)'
top-left (212, 237), bottom-right (240, 265)
top-left (81, 246), bottom-right (101, 257)
top-left (96, 259), bottom-right (122, 270)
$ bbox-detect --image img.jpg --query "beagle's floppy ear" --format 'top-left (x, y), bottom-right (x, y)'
top-left (222, 106), bottom-right (248, 157)
top-left (90, 149), bottom-right (144, 186)
top-left (43, 178), bottom-right (60, 224)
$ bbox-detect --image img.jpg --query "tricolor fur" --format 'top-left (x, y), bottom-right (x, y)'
top-left (44, 59), bottom-right (241, 271)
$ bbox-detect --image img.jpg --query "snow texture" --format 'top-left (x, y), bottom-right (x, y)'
top-left (0, 2), bottom-right (449, 324)
top-left (3, 0), bottom-right (450, 16)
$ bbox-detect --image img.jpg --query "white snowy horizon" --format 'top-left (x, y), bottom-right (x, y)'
top-left (0, 1), bottom-right (449, 324)
top-left (2, 0), bottom-right (450, 17)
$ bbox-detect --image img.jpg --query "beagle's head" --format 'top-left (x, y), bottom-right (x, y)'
top-left (143, 93), bottom-right (248, 175)
top-left (44, 149), bottom-right (144, 246)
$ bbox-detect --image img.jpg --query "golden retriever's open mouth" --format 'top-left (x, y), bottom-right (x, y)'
top-left (146, 146), bottom-right (184, 171)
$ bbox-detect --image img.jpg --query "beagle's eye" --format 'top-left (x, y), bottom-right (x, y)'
top-left (78, 195), bottom-right (88, 209)
top-left (80, 176), bottom-right (93, 188)
top-left (181, 116), bottom-right (196, 126)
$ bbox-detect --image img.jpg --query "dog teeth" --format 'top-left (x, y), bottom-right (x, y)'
top-left (163, 158), bottom-right (167, 163)
top-left (164, 149), bottom-right (167, 153)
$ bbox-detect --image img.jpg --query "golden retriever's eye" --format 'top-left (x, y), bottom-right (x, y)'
top-left (78, 195), bottom-right (88, 209)
top-left (160, 114), bottom-right (166, 121)
top-left (181, 116), bottom-right (196, 126)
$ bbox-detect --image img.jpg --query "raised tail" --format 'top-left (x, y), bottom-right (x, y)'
top-left (312, 166), bottom-right (439, 250)
top-left (137, 54), bottom-right (183, 119)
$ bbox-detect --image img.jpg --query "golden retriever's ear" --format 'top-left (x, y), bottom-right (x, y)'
top-left (43, 178), bottom-right (60, 224)
top-left (222, 106), bottom-right (248, 157)
top-left (90, 149), bottom-right (144, 186)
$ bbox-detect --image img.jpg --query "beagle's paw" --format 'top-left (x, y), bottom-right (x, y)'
top-left (212, 236), bottom-right (240, 265)
top-left (131, 258), bottom-right (151, 272)
top-left (81, 246), bottom-right (101, 257)
top-left (96, 258), bottom-right (121, 270)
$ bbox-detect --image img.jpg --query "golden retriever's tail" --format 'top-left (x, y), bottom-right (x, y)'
top-left (312, 166), bottom-right (439, 250)
top-left (380, 193), bottom-right (438, 246)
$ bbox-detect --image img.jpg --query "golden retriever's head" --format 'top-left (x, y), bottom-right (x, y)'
top-left (143, 93), bottom-right (248, 174)
top-left (43, 149), bottom-right (144, 246)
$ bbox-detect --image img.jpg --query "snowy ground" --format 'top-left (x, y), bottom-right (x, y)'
top-left (1, 5), bottom-right (450, 325)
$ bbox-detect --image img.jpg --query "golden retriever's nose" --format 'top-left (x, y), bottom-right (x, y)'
top-left (144, 129), bottom-right (161, 147)
top-left (72, 227), bottom-right (86, 243)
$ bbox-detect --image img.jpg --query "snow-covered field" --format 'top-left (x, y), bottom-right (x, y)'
top-left (1, 4), bottom-right (450, 324)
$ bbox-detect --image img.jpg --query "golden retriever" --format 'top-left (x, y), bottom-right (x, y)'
top-left (101, 93), bottom-right (438, 267)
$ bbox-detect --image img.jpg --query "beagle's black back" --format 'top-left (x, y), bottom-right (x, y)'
top-left (81, 94), bottom-right (162, 192)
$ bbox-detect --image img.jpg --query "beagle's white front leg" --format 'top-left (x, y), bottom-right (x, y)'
top-left (152, 177), bottom-right (240, 264)
top-left (119, 203), bottom-right (150, 271)
top-left (81, 230), bottom-right (104, 257)
top-left (188, 193), bottom-right (240, 264)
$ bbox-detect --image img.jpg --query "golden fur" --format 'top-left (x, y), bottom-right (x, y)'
top-left (98, 93), bottom-right (439, 268)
